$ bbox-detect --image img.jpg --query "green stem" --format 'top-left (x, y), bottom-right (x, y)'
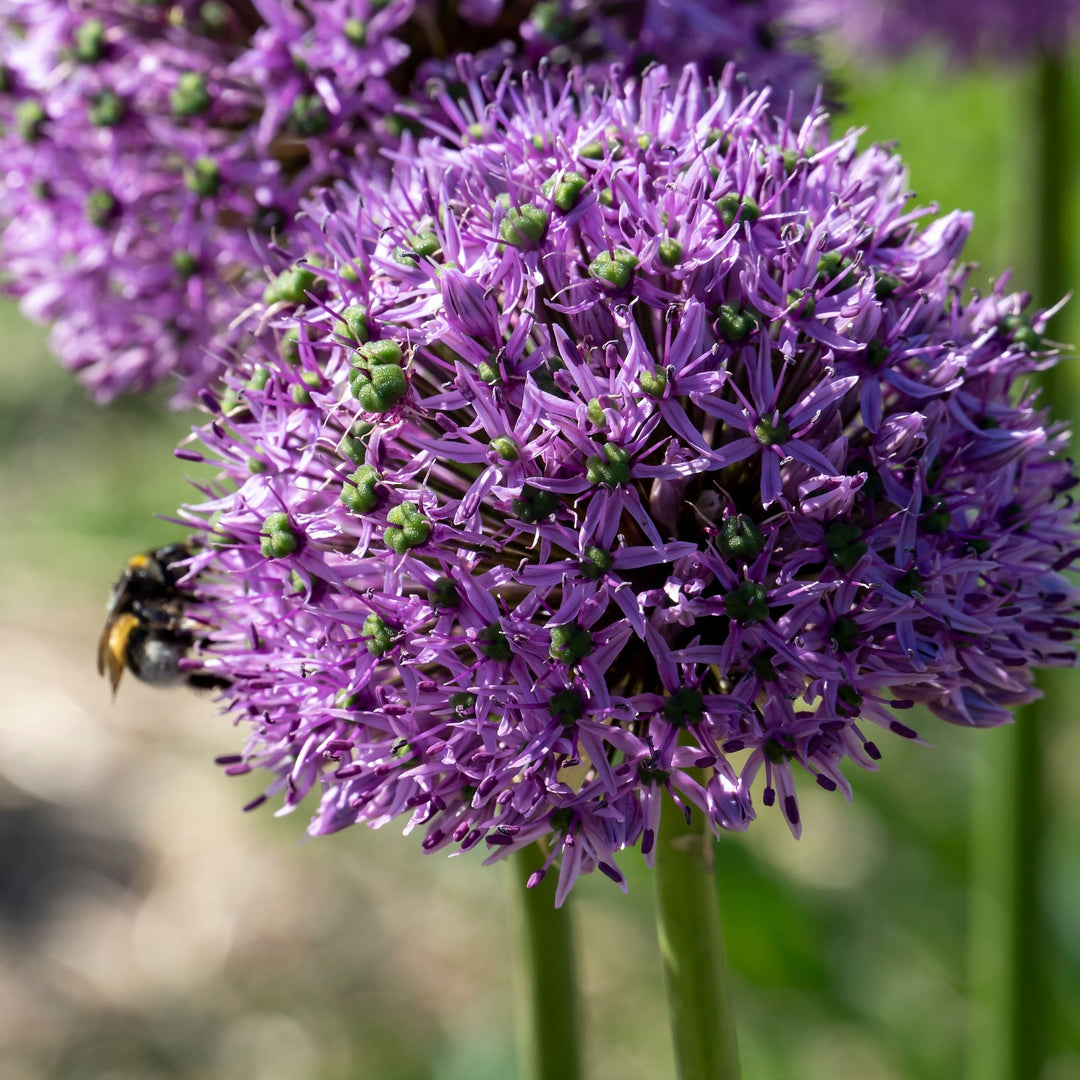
top-left (967, 720), bottom-right (1040, 1080)
top-left (968, 48), bottom-right (1071, 1080)
top-left (654, 798), bottom-right (741, 1080)
top-left (512, 845), bottom-right (582, 1080)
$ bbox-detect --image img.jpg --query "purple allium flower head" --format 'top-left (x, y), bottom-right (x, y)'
top-left (0, 0), bottom-right (822, 403)
top-left (174, 62), bottom-right (1078, 901)
top-left (791, 0), bottom-right (1077, 62)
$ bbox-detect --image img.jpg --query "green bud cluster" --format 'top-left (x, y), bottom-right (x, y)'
top-left (1000, 313), bottom-right (1042, 351)
top-left (658, 238), bottom-right (683, 267)
top-left (86, 188), bottom-right (117, 227)
top-left (16, 100), bottom-right (46, 142)
top-left (490, 436), bottom-right (520, 461)
top-left (816, 250), bottom-right (857, 292)
top-left (428, 576), bottom-right (460, 610)
top-left (74, 18), bottom-right (106, 63)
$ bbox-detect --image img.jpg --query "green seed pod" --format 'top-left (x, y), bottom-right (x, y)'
top-left (171, 71), bottom-right (211, 117)
top-left (638, 368), bottom-right (668, 399)
top-left (476, 624), bottom-right (511, 662)
top-left (579, 546), bottom-right (614, 581)
top-left (362, 613), bottom-right (395, 656)
top-left (588, 248), bottom-right (638, 288)
top-left (717, 514), bottom-right (766, 561)
top-left (753, 416), bottom-right (791, 446)
top-left (716, 192), bottom-right (760, 229)
top-left (824, 522), bottom-right (867, 570)
top-left (786, 289), bottom-right (815, 319)
top-left (260, 513), bottom-right (299, 558)
top-left (658, 237), bottom-right (683, 267)
top-left (183, 156), bottom-right (220, 197)
top-left (247, 367), bottom-right (271, 391)
top-left (427, 576), bottom-right (460, 610)
top-left (89, 89), bottom-right (124, 127)
top-left (512, 485), bottom-right (561, 523)
top-left (16, 100), bottom-right (46, 142)
top-left (490, 436), bottom-right (520, 462)
top-left (352, 363), bottom-right (407, 413)
top-left (172, 250), bottom-right (198, 278)
top-left (358, 339), bottom-right (404, 366)
top-left (384, 502), bottom-right (430, 554)
top-left (263, 266), bottom-right (318, 306)
top-left (549, 623), bottom-right (593, 664)
top-left (663, 687), bottom-right (704, 726)
top-left (85, 188), bottom-right (117, 228)
top-left (723, 580), bottom-right (769, 623)
top-left (585, 443), bottom-right (631, 487)
top-left (290, 93), bottom-right (329, 135)
top-left (498, 204), bottom-right (549, 248)
top-left (337, 305), bottom-right (369, 343)
top-left (340, 464), bottom-right (380, 514)
top-left (542, 170), bottom-right (588, 212)
top-left (549, 690), bottom-right (585, 727)
top-left (74, 18), bottom-right (106, 63)
top-left (716, 303), bottom-right (757, 342)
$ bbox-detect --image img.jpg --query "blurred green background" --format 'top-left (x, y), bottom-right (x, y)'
top-left (1, 43), bottom-right (1078, 1080)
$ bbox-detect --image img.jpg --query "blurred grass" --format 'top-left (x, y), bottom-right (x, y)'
top-left (0, 41), bottom-right (1078, 1080)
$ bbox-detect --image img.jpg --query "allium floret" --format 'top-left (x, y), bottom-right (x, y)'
top-left (179, 64), bottom-right (1078, 903)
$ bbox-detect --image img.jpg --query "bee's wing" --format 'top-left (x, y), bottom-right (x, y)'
top-left (99, 612), bottom-right (138, 694)
top-left (97, 615), bottom-right (114, 677)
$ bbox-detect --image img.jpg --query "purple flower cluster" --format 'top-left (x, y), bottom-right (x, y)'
top-left (0, 0), bottom-right (820, 402)
top-left (792, 0), bottom-right (1076, 62)
top-left (176, 64), bottom-right (1077, 901)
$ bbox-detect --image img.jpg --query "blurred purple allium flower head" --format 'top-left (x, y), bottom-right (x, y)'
top-left (175, 63), bottom-right (1078, 902)
top-left (791, 0), bottom-right (1077, 62)
top-left (0, 0), bottom-right (821, 403)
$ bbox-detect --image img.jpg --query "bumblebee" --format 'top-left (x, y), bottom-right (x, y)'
top-left (98, 543), bottom-right (225, 694)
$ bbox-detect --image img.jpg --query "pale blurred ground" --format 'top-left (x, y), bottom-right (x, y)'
top-left (0, 43), bottom-right (1078, 1080)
